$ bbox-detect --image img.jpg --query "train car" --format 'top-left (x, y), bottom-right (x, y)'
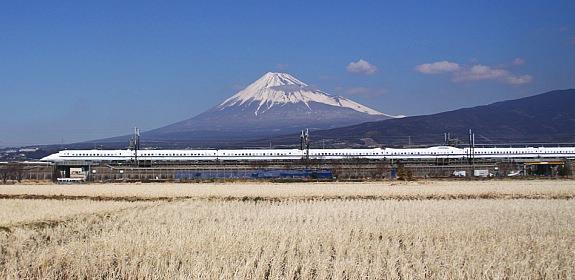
top-left (40, 146), bottom-right (575, 163)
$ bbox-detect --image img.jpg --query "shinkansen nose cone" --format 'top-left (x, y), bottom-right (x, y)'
top-left (40, 153), bottom-right (59, 162)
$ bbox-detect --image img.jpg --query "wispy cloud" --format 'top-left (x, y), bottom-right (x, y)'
top-left (453, 65), bottom-right (533, 85)
top-left (414, 61), bottom-right (460, 74)
top-left (346, 59), bottom-right (377, 75)
top-left (512, 58), bottom-right (525, 66)
top-left (415, 60), bottom-right (533, 85)
top-left (505, 75), bottom-right (533, 85)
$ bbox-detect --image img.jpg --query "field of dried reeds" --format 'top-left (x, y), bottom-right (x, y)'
top-left (1, 179), bottom-right (574, 200)
top-left (1, 180), bottom-right (574, 279)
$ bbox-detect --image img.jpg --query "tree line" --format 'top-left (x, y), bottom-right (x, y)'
top-left (0, 163), bottom-right (25, 183)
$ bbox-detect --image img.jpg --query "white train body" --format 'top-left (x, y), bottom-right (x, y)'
top-left (40, 146), bottom-right (575, 163)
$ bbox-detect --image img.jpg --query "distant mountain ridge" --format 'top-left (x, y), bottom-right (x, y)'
top-left (262, 89), bottom-right (575, 147)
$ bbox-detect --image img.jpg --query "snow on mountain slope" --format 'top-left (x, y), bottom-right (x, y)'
top-left (217, 72), bottom-right (396, 117)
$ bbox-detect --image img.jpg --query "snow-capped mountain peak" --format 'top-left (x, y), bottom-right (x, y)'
top-left (218, 72), bottom-right (396, 117)
top-left (248, 72), bottom-right (309, 89)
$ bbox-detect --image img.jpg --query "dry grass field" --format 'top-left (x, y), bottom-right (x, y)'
top-left (1, 179), bottom-right (574, 200)
top-left (1, 180), bottom-right (574, 279)
top-left (0, 199), bottom-right (156, 228)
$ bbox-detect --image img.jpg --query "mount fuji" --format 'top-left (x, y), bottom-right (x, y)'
top-left (105, 72), bottom-right (401, 146)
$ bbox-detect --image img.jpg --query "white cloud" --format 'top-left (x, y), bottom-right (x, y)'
top-left (346, 59), bottom-right (377, 75)
top-left (453, 65), bottom-right (509, 82)
top-left (505, 75), bottom-right (533, 85)
top-left (416, 60), bottom-right (533, 86)
top-left (415, 61), bottom-right (460, 74)
top-left (453, 65), bottom-right (532, 85)
top-left (512, 58), bottom-right (525, 65)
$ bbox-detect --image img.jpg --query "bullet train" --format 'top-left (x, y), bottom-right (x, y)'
top-left (40, 146), bottom-right (575, 163)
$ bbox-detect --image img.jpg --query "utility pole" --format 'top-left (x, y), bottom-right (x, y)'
top-left (444, 132), bottom-right (452, 146)
top-left (472, 132), bottom-right (475, 164)
top-left (468, 129), bottom-right (475, 165)
top-left (305, 129), bottom-right (310, 160)
top-left (132, 127), bottom-right (140, 167)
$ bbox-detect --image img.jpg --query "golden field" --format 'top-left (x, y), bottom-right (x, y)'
top-left (0, 199), bottom-right (156, 228)
top-left (1, 180), bottom-right (574, 279)
top-left (1, 179), bottom-right (575, 200)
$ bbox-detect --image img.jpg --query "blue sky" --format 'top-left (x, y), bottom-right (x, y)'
top-left (1, 1), bottom-right (574, 147)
